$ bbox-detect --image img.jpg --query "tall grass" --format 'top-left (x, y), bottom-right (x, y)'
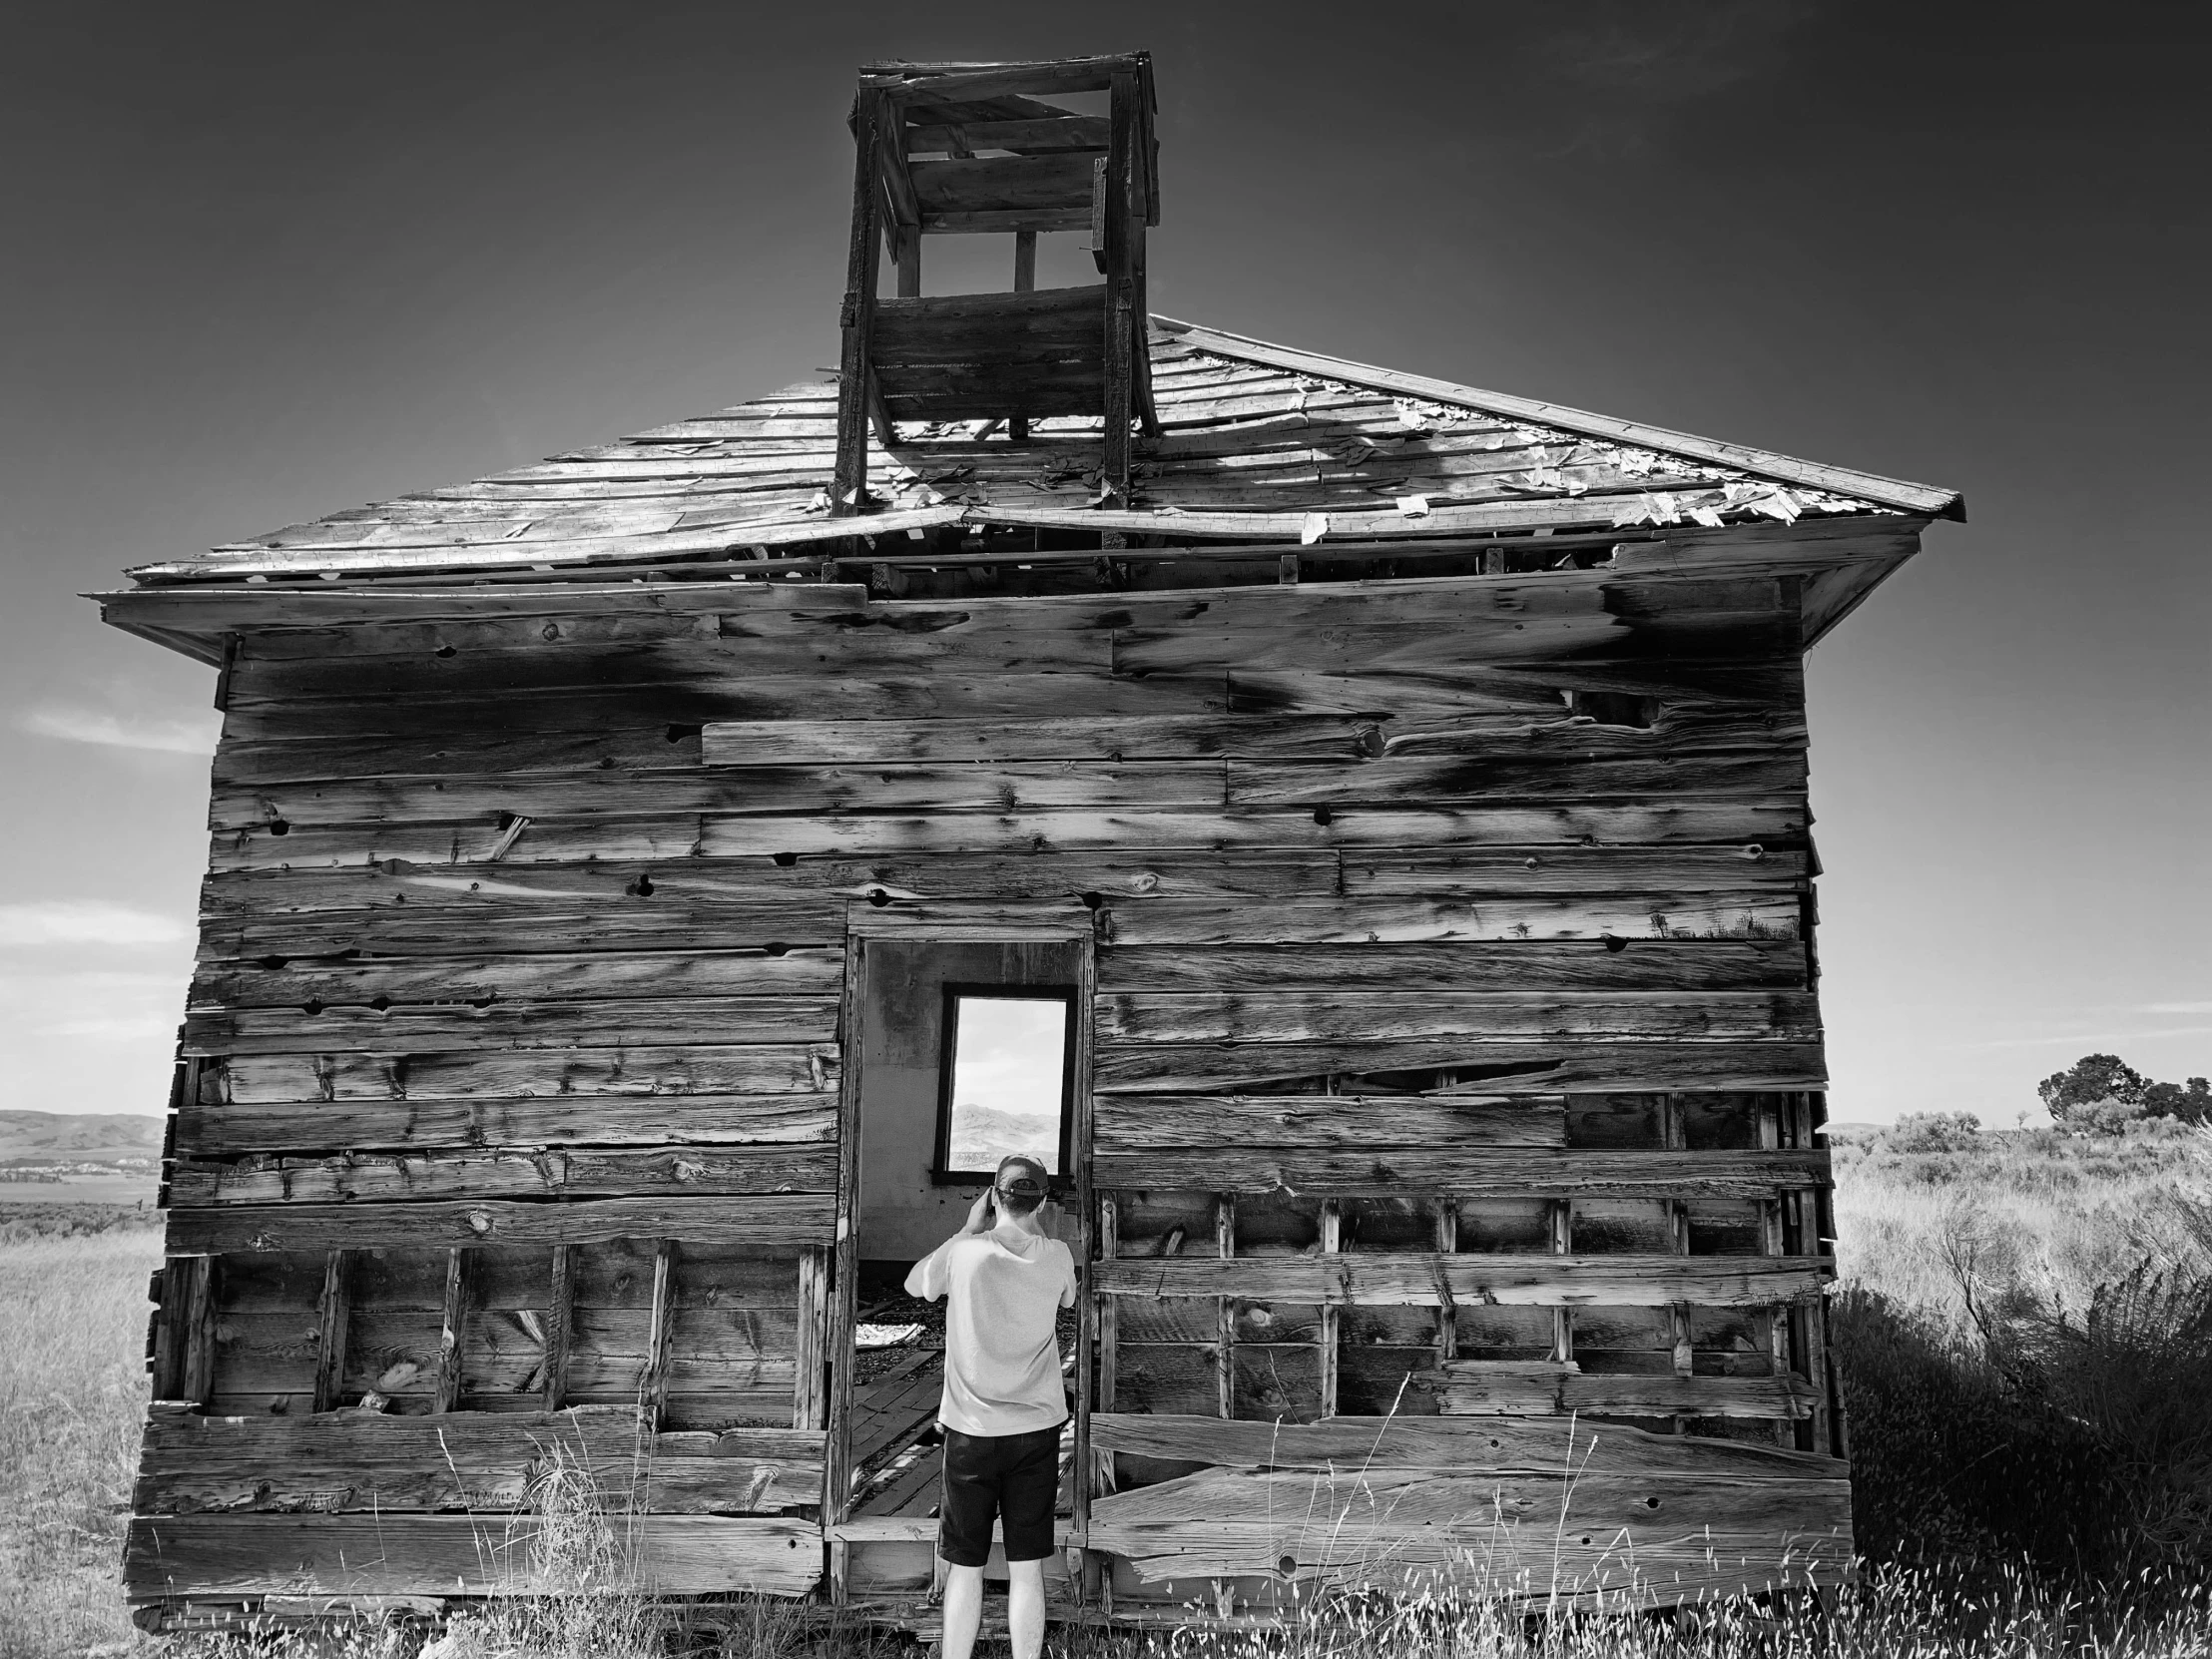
top-left (0, 1227), bottom-right (162, 1659)
top-left (10, 1130), bottom-right (2212, 1656)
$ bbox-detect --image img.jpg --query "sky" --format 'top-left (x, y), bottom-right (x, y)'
top-left (0, 1), bottom-right (2204, 1129)
top-left (945, 997), bottom-right (1070, 1174)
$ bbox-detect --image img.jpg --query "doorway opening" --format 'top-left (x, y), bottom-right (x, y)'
top-left (837, 935), bottom-right (1088, 1541)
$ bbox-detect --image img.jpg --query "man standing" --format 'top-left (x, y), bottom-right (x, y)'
top-left (903, 1152), bottom-right (1076, 1659)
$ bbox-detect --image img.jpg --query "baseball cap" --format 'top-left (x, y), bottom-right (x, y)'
top-left (993, 1154), bottom-right (1049, 1198)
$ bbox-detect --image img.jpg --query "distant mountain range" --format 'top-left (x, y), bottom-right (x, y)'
top-left (946, 1102), bottom-right (1061, 1174)
top-left (0, 1110), bottom-right (165, 1162)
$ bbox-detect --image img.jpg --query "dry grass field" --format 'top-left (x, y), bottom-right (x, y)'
top-left (8, 1126), bottom-right (2212, 1658)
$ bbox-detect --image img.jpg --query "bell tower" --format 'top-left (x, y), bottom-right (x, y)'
top-left (830, 55), bottom-right (1160, 515)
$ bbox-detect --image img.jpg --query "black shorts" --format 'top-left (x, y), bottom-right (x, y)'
top-left (937, 1423), bottom-right (1062, 1567)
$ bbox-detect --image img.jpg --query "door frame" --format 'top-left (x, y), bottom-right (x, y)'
top-left (822, 906), bottom-right (1098, 1602)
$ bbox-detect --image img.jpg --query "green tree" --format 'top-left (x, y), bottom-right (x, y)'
top-left (2039, 1054), bottom-right (2148, 1131)
top-left (2039, 1054), bottom-right (2211, 1133)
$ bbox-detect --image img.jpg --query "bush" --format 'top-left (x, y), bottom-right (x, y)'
top-left (1880, 1112), bottom-right (1981, 1154)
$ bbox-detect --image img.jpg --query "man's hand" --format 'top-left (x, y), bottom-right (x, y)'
top-left (961, 1189), bottom-right (996, 1235)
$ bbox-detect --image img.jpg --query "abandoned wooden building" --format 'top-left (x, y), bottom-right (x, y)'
top-left (103, 53), bottom-right (1960, 1635)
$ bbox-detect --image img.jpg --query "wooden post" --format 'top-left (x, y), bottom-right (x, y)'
top-left (826, 934), bottom-right (868, 1605)
top-left (1100, 69), bottom-right (1138, 502)
top-left (1094, 1195), bottom-right (1118, 1495)
top-left (1660, 1095), bottom-right (1693, 1427)
top-left (1547, 1202), bottom-right (1573, 1368)
top-left (1070, 935), bottom-right (1099, 1547)
top-left (176, 1265), bottom-right (217, 1406)
top-left (433, 1248), bottom-right (472, 1413)
top-left (1433, 1199), bottom-right (1458, 1363)
top-left (794, 1245), bottom-right (830, 1431)
top-left (1009, 230), bottom-right (1036, 442)
top-left (312, 1251), bottom-right (352, 1413)
top-left (831, 91), bottom-right (886, 516)
top-left (543, 1244), bottom-right (575, 1413)
top-left (895, 237), bottom-right (919, 299)
top-left (1318, 1200), bottom-right (1342, 1419)
top-left (643, 1239), bottom-right (679, 1427)
top-left (1215, 1194), bottom-right (1236, 1418)
top-left (151, 1256), bottom-right (215, 1402)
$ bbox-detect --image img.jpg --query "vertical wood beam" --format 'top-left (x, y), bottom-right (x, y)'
top-left (642, 1239), bottom-right (679, 1427)
top-left (1214, 1194), bottom-right (1236, 1418)
top-left (542, 1244), bottom-right (576, 1413)
top-left (1318, 1200), bottom-right (1342, 1419)
top-left (433, 1248), bottom-right (472, 1414)
top-left (1659, 1095), bottom-right (1693, 1422)
top-left (1009, 231), bottom-right (1036, 443)
top-left (894, 238), bottom-right (920, 299)
top-left (149, 1258), bottom-right (194, 1401)
top-left (163, 1255), bottom-right (219, 1407)
top-left (1070, 934), bottom-right (1098, 1540)
top-left (826, 934), bottom-right (867, 1605)
top-left (1099, 69), bottom-right (1138, 502)
top-left (312, 1251), bottom-right (353, 1413)
top-left (832, 91), bottom-right (886, 516)
top-left (1546, 1202), bottom-right (1573, 1368)
top-left (1756, 1099), bottom-right (1793, 1445)
top-left (794, 1245), bottom-right (830, 1431)
top-left (1093, 1195), bottom-right (1118, 1497)
top-left (1433, 1199), bottom-right (1458, 1363)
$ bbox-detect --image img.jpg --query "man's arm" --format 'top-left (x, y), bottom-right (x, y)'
top-left (902, 1191), bottom-right (997, 1300)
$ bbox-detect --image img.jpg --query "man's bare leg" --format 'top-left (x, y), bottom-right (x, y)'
top-left (941, 1560), bottom-right (984, 1659)
top-left (1007, 1558), bottom-right (1046, 1659)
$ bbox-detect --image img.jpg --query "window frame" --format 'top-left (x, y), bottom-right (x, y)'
top-left (930, 982), bottom-right (1079, 1188)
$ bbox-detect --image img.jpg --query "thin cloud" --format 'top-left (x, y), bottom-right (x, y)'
top-left (0, 901), bottom-right (189, 946)
top-left (2146, 1002), bottom-right (2212, 1015)
top-left (1951, 1025), bottom-right (2212, 1052)
top-left (20, 703), bottom-right (219, 755)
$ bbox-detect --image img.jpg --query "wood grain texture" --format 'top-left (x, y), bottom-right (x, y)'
top-left (1092, 1148), bottom-right (1828, 1199)
top-left (1092, 1253), bottom-right (1827, 1308)
top-left (167, 1144), bottom-right (840, 1207)
top-left (166, 1195), bottom-right (835, 1254)
top-left (132, 1403), bottom-right (824, 1515)
top-left (1092, 1040), bottom-right (1826, 1095)
top-left (176, 1094), bottom-right (838, 1156)
top-left (1086, 1464), bottom-right (1850, 1586)
top-left (1087, 1411), bottom-right (1844, 1477)
top-left (123, 1512), bottom-right (822, 1598)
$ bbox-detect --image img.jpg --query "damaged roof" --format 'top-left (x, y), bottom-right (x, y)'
top-left (126, 318), bottom-right (1962, 586)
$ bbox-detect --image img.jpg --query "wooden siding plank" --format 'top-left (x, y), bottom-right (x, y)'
top-left (169, 1144), bottom-right (842, 1210)
top-left (165, 1195), bottom-right (835, 1254)
top-left (1096, 991), bottom-right (1819, 1043)
top-left (182, 995), bottom-right (840, 1056)
top-left (1085, 1411), bottom-right (1844, 1476)
top-left (218, 1045), bottom-right (837, 1105)
top-left (177, 1094), bottom-right (838, 1157)
top-left (1099, 940), bottom-right (1807, 993)
top-left (1092, 1254), bottom-right (1826, 1307)
top-left (1092, 1040), bottom-right (1826, 1096)
top-left (212, 802), bottom-right (1810, 871)
top-left (122, 1513), bottom-right (822, 1598)
top-left (1094, 1095), bottom-right (1568, 1150)
top-left (1089, 1148), bottom-right (1829, 1199)
top-left (1086, 1465), bottom-right (1850, 1587)
top-left (132, 1403), bottom-right (824, 1515)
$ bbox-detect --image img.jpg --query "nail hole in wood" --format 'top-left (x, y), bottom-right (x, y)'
top-left (626, 874), bottom-right (655, 897)
top-left (771, 851), bottom-right (798, 867)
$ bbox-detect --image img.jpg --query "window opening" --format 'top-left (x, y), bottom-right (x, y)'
top-left (934, 986), bottom-right (1075, 1182)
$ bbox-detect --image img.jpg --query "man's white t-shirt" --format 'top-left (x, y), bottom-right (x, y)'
top-left (904, 1223), bottom-right (1076, 1437)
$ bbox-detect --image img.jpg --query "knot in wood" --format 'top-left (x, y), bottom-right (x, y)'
top-left (465, 1209), bottom-right (494, 1236)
